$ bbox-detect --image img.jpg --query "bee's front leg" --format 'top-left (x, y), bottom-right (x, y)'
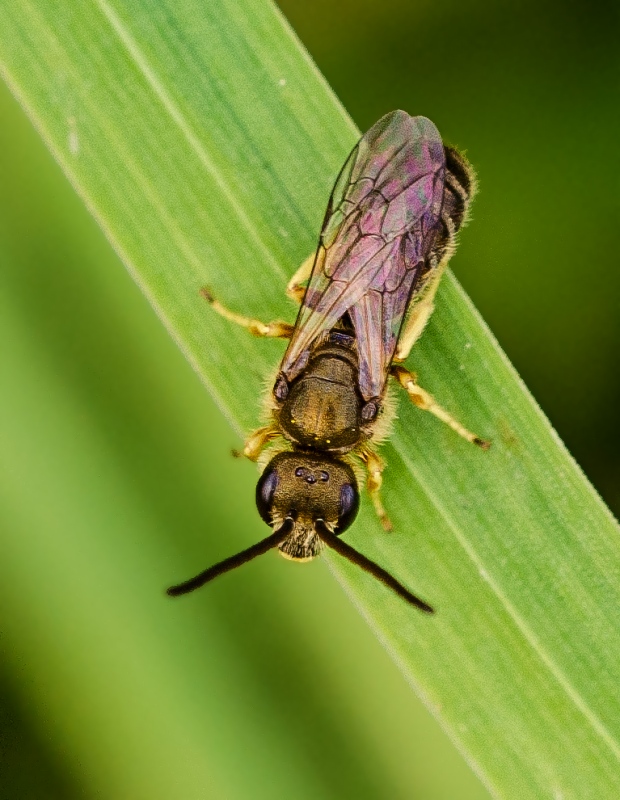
top-left (201, 288), bottom-right (294, 339)
top-left (360, 450), bottom-right (393, 532)
top-left (233, 425), bottom-right (280, 462)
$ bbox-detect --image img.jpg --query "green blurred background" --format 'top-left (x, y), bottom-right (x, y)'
top-left (0, 1), bottom-right (617, 798)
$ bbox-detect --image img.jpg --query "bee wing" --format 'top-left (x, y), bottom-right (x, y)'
top-left (281, 111), bottom-right (446, 400)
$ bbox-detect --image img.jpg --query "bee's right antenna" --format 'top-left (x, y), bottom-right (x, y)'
top-left (167, 519), bottom-right (294, 597)
top-left (314, 521), bottom-right (434, 613)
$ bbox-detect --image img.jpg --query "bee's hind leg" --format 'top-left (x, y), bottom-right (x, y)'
top-left (391, 365), bottom-right (490, 450)
top-left (360, 450), bottom-right (393, 532)
top-left (200, 288), bottom-right (294, 339)
top-left (394, 259), bottom-right (447, 362)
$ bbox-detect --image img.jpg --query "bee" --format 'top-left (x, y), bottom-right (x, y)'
top-left (168, 111), bottom-right (489, 611)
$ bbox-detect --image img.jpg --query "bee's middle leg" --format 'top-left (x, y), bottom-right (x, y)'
top-left (391, 365), bottom-right (490, 449)
top-left (200, 288), bottom-right (294, 339)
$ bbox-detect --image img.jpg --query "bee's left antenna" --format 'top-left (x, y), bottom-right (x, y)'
top-left (314, 521), bottom-right (434, 613)
top-left (167, 519), bottom-right (294, 597)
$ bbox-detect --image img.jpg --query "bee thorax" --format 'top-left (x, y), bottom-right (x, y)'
top-left (277, 352), bottom-right (363, 451)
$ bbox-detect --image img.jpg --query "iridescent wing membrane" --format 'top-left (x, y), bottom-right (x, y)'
top-left (281, 111), bottom-right (446, 401)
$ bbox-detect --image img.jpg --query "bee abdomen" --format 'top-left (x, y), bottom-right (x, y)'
top-left (443, 146), bottom-right (475, 233)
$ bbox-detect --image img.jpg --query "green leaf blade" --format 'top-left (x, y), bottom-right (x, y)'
top-left (1, 1), bottom-right (619, 797)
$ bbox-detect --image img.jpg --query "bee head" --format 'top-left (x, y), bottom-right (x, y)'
top-left (168, 448), bottom-right (432, 613)
top-left (256, 451), bottom-right (359, 559)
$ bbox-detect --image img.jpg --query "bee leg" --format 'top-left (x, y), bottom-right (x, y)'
top-left (391, 365), bottom-right (490, 450)
top-left (394, 258), bottom-right (447, 362)
top-left (200, 288), bottom-right (294, 338)
top-left (233, 425), bottom-right (280, 461)
top-left (286, 252), bottom-right (315, 304)
top-left (361, 450), bottom-right (393, 531)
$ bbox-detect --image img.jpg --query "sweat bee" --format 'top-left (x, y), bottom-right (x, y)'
top-left (168, 111), bottom-right (489, 611)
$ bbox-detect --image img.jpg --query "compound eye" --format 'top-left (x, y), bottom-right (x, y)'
top-left (337, 483), bottom-right (359, 533)
top-left (255, 468), bottom-right (279, 524)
